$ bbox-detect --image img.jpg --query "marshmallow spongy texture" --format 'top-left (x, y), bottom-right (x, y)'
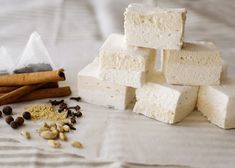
top-left (99, 33), bottom-right (156, 71)
top-left (133, 72), bottom-right (199, 124)
top-left (163, 41), bottom-right (223, 86)
top-left (98, 33), bottom-right (156, 88)
top-left (197, 79), bottom-right (235, 129)
top-left (124, 3), bottom-right (186, 50)
top-left (78, 59), bottom-right (136, 110)
top-left (99, 68), bottom-right (146, 88)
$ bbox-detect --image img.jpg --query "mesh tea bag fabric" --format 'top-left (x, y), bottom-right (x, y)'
top-left (14, 32), bottom-right (56, 74)
top-left (0, 46), bottom-right (15, 75)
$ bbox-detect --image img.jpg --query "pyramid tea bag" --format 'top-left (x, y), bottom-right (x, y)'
top-left (14, 32), bottom-right (56, 74)
top-left (0, 47), bottom-right (15, 75)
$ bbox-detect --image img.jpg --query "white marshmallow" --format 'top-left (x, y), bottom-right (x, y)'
top-left (99, 34), bottom-right (156, 88)
top-left (99, 33), bottom-right (156, 71)
top-left (197, 79), bottom-right (235, 129)
top-left (163, 41), bottom-right (223, 86)
top-left (77, 59), bottom-right (136, 110)
top-left (124, 3), bottom-right (186, 50)
top-left (221, 60), bottom-right (228, 80)
top-left (133, 72), bottom-right (199, 124)
top-left (99, 68), bottom-right (146, 88)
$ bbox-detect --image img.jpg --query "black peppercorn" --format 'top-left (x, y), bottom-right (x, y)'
top-left (22, 112), bottom-right (31, 120)
top-left (3, 106), bottom-right (12, 115)
top-left (15, 117), bottom-right (24, 126)
top-left (5, 116), bottom-right (14, 125)
top-left (10, 121), bottom-right (18, 129)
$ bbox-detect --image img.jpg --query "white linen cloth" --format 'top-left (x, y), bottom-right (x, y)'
top-left (0, 0), bottom-right (234, 168)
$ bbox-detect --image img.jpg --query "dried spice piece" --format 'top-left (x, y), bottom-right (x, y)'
top-left (5, 116), bottom-right (14, 125)
top-left (10, 121), bottom-right (18, 129)
top-left (73, 111), bottom-right (82, 118)
top-left (62, 125), bottom-right (70, 132)
top-left (49, 99), bottom-right (64, 106)
top-left (40, 130), bottom-right (58, 140)
top-left (37, 123), bottom-right (50, 133)
top-left (66, 110), bottom-right (72, 118)
top-left (59, 132), bottom-right (67, 141)
top-left (15, 117), bottom-right (24, 126)
top-left (21, 131), bottom-right (31, 139)
top-left (22, 112), bottom-right (31, 120)
top-left (70, 117), bottom-right (76, 124)
top-left (48, 140), bottom-right (61, 148)
top-left (3, 106), bottom-right (12, 115)
top-left (57, 124), bottom-right (64, 133)
top-left (58, 103), bottom-right (68, 112)
top-left (65, 123), bottom-right (76, 130)
top-left (25, 104), bottom-right (68, 121)
top-left (70, 97), bottom-right (81, 102)
top-left (71, 140), bottom-right (83, 149)
top-left (68, 105), bottom-right (81, 111)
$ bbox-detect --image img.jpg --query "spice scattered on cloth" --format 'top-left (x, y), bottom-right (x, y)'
top-left (25, 104), bottom-right (68, 121)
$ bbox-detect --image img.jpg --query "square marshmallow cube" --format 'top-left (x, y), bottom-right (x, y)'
top-left (124, 3), bottom-right (186, 50)
top-left (197, 79), bottom-right (235, 129)
top-left (163, 41), bottom-right (223, 86)
top-left (133, 72), bottom-right (199, 124)
top-left (99, 34), bottom-right (156, 71)
top-left (78, 59), bottom-right (136, 110)
top-left (99, 34), bottom-right (156, 88)
top-left (99, 69), bottom-right (146, 89)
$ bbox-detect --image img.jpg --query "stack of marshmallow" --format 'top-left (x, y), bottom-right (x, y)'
top-left (78, 3), bottom-right (233, 129)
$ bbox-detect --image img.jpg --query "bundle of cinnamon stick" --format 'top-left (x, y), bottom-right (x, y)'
top-left (0, 69), bottom-right (71, 105)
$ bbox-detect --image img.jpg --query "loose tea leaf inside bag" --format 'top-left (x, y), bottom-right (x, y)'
top-left (0, 47), bottom-right (15, 75)
top-left (14, 32), bottom-right (56, 74)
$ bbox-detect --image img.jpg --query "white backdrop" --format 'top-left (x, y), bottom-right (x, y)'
top-left (0, 0), bottom-right (234, 168)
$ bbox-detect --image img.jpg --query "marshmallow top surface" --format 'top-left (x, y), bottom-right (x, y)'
top-left (126, 3), bottom-right (186, 15)
top-left (134, 71), bottom-right (198, 124)
top-left (138, 71), bottom-right (198, 107)
top-left (164, 41), bottom-right (222, 65)
top-left (209, 79), bottom-right (235, 97)
top-left (100, 33), bottom-right (154, 57)
top-left (147, 71), bottom-right (194, 93)
top-left (124, 3), bottom-right (186, 49)
top-left (197, 78), bottom-right (235, 129)
top-left (182, 41), bottom-right (219, 52)
top-left (78, 58), bottom-right (99, 77)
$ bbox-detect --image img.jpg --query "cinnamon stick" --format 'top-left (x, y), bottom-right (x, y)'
top-left (7, 86), bottom-right (72, 103)
top-left (0, 86), bottom-right (18, 93)
top-left (0, 82), bottom-right (59, 93)
top-left (0, 84), bottom-right (45, 106)
top-left (0, 69), bottom-right (65, 86)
